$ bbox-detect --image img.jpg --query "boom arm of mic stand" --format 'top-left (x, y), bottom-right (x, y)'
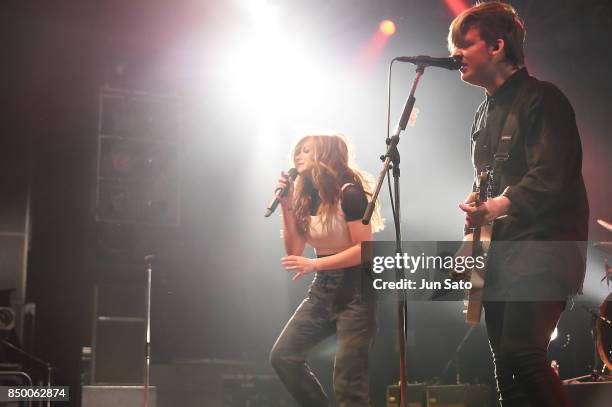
top-left (362, 65), bottom-right (424, 226)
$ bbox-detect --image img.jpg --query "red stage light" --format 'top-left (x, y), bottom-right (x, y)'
top-left (445, 0), bottom-right (469, 16)
top-left (379, 19), bottom-right (396, 36)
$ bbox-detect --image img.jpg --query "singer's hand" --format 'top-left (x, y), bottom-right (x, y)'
top-left (281, 255), bottom-right (319, 280)
top-left (274, 171), bottom-right (295, 206)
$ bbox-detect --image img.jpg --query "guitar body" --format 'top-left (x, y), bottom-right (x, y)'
top-left (458, 170), bottom-right (494, 325)
top-left (463, 224), bottom-right (492, 325)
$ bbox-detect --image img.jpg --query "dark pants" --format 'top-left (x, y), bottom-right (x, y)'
top-left (270, 268), bottom-right (376, 407)
top-left (483, 273), bottom-right (570, 407)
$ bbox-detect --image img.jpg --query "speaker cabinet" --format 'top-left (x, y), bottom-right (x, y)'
top-left (95, 87), bottom-right (181, 226)
top-left (91, 284), bottom-right (145, 384)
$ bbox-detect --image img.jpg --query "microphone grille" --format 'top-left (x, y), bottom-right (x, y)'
top-left (287, 168), bottom-right (299, 179)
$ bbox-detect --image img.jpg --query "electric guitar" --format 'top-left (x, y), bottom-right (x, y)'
top-left (457, 169), bottom-right (493, 325)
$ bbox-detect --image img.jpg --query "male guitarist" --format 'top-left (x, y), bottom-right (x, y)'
top-left (448, 2), bottom-right (589, 407)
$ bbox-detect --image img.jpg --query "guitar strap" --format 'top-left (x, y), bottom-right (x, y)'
top-left (490, 79), bottom-right (534, 196)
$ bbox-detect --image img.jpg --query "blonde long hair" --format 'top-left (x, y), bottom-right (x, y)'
top-left (291, 134), bottom-right (384, 235)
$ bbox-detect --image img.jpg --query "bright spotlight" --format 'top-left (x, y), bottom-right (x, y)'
top-left (379, 19), bottom-right (396, 36)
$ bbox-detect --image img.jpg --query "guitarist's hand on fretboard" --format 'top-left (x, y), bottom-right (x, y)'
top-left (459, 194), bottom-right (511, 228)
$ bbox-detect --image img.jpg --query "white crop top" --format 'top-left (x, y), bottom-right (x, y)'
top-left (306, 183), bottom-right (366, 256)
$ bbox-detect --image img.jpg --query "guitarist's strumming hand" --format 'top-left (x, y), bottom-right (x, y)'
top-left (459, 192), bottom-right (511, 229)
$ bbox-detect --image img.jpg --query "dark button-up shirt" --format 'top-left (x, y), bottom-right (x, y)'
top-left (470, 68), bottom-right (589, 293)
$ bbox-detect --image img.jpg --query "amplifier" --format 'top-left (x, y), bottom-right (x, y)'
top-left (387, 384), bottom-right (490, 407)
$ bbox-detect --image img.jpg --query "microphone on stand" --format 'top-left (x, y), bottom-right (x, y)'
top-left (395, 55), bottom-right (462, 70)
top-left (264, 168), bottom-right (299, 217)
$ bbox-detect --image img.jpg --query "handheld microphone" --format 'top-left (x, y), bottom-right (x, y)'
top-left (395, 55), bottom-right (462, 70)
top-left (264, 168), bottom-right (299, 218)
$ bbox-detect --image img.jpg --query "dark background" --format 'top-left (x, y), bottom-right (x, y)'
top-left (2, 1), bottom-right (611, 406)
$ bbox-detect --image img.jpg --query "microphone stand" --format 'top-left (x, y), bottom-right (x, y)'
top-left (143, 255), bottom-right (155, 407)
top-left (363, 62), bottom-right (426, 407)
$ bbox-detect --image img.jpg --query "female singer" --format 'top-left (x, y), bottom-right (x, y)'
top-left (270, 134), bottom-right (383, 407)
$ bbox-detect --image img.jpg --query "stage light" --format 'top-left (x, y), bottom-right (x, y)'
top-left (224, 2), bottom-right (335, 125)
top-left (355, 20), bottom-right (395, 76)
top-left (445, 0), bottom-right (469, 16)
top-left (379, 19), bottom-right (396, 36)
